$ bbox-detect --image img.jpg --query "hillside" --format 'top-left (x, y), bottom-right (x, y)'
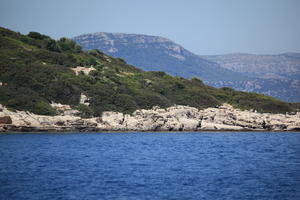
top-left (73, 33), bottom-right (300, 102)
top-left (0, 27), bottom-right (297, 117)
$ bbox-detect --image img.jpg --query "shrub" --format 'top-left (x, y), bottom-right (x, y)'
top-left (116, 57), bottom-right (126, 64)
top-left (75, 104), bottom-right (94, 118)
top-left (57, 37), bottom-right (82, 53)
top-left (32, 101), bottom-right (56, 115)
top-left (28, 32), bottom-right (48, 40)
top-left (113, 94), bottom-right (138, 113)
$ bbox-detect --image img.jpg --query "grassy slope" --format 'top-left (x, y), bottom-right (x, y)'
top-left (0, 27), bottom-right (296, 116)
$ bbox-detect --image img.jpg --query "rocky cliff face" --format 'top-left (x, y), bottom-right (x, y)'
top-left (1, 104), bottom-right (299, 132)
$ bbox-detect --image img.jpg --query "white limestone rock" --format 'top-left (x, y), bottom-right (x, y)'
top-left (71, 66), bottom-right (96, 76)
top-left (79, 93), bottom-right (90, 106)
top-left (1, 103), bottom-right (300, 132)
top-left (50, 102), bottom-right (79, 116)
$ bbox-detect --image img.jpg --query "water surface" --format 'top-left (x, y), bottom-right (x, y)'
top-left (1, 132), bottom-right (300, 200)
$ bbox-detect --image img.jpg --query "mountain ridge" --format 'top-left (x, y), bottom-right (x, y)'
top-left (73, 32), bottom-right (248, 82)
top-left (73, 32), bottom-right (300, 102)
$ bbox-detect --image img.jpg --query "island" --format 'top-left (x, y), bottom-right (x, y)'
top-left (0, 27), bottom-right (299, 133)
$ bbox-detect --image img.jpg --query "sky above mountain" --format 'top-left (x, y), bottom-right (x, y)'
top-left (0, 0), bottom-right (300, 55)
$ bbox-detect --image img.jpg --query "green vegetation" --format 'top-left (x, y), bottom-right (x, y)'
top-left (0, 27), bottom-right (297, 116)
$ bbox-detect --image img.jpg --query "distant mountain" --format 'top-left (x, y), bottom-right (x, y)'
top-left (73, 33), bottom-right (300, 102)
top-left (73, 33), bottom-right (247, 82)
top-left (202, 53), bottom-right (300, 102)
top-left (201, 53), bottom-right (300, 80)
top-left (210, 79), bottom-right (300, 103)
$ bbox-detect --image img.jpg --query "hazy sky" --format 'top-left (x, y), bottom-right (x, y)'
top-left (0, 0), bottom-right (299, 55)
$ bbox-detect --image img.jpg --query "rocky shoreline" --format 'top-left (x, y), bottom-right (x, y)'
top-left (1, 104), bottom-right (300, 132)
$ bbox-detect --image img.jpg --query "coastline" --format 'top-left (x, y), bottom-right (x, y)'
top-left (1, 129), bottom-right (300, 134)
top-left (1, 104), bottom-right (300, 133)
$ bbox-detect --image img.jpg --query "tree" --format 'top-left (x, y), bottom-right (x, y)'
top-left (57, 37), bottom-right (82, 53)
top-left (28, 32), bottom-right (48, 40)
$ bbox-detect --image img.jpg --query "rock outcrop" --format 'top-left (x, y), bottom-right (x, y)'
top-left (0, 104), bottom-right (299, 132)
top-left (79, 93), bottom-right (90, 106)
top-left (50, 102), bottom-right (79, 116)
top-left (71, 66), bottom-right (96, 76)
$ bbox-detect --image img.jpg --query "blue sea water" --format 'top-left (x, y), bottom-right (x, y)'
top-left (0, 132), bottom-right (300, 200)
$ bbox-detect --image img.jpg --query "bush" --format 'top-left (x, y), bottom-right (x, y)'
top-left (75, 104), bottom-right (94, 118)
top-left (116, 57), bottom-right (126, 64)
top-left (114, 94), bottom-right (137, 113)
top-left (32, 101), bottom-right (56, 115)
top-left (0, 86), bottom-right (55, 115)
top-left (135, 93), bottom-right (171, 109)
top-left (191, 77), bottom-right (203, 85)
top-left (28, 32), bottom-right (48, 40)
top-left (57, 37), bottom-right (82, 53)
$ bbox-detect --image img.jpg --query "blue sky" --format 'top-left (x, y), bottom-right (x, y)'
top-left (0, 0), bottom-right (299, 55)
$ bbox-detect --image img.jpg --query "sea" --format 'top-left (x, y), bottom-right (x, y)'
top-left (0, 132), bottom-right (300, 200)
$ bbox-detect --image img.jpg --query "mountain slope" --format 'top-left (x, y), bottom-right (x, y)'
top-left (73, 33), bottom-right (300, 102)
top-left (0, 27), bottom-right (296, 116)
top-left (73, 33), bottom-right (247, 82)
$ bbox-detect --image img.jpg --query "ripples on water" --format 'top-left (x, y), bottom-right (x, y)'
top-left (0, 132), bottom-right (300, 200)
